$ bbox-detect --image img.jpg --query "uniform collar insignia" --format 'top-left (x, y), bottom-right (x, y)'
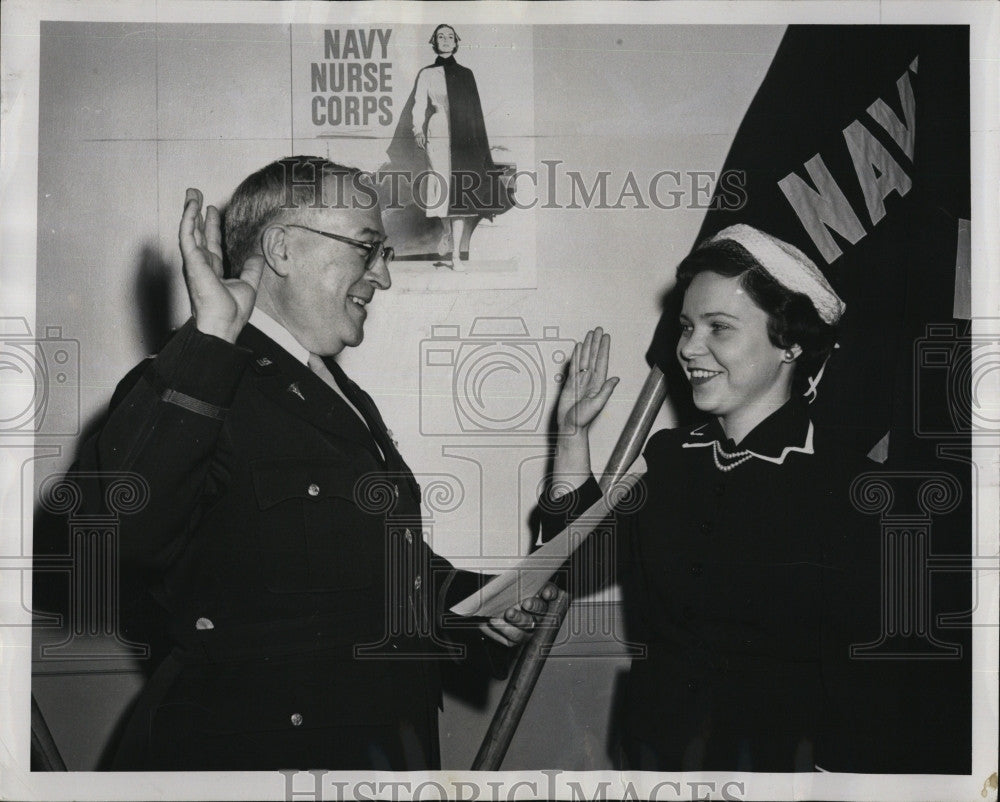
top-left (250, 352), bottom-right (281, 375)
top-left (287, 382), bottom-right (305, 401)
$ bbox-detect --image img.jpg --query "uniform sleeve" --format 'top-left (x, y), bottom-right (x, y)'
top-left (431, 557), bottom-right (515, 679)
top-left (71, 319), bottom-right (252, 573)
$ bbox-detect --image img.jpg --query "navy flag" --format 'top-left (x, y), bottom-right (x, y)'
top-left (649, 25), bottom-right (970, 465)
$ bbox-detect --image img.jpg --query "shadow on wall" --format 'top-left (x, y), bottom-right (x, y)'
top-left (31, 243), bottom-right (180, 770)
top-left (135, 243), bottom-right (178, 355)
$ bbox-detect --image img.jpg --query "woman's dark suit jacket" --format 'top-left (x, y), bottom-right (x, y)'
top-left (542, 400), bottom-right (944, 773)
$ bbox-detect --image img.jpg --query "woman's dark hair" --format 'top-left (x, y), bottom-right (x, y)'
top-left (675, 238), bottom-right (839, 397)
top-left (429, 24), bottom-right (460, 54)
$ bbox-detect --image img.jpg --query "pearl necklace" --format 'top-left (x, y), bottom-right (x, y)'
top-left (712, 440), bottom-right (754, 472)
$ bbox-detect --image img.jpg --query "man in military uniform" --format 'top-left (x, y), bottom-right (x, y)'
top-left (75, 156), bottom-right (550, 770)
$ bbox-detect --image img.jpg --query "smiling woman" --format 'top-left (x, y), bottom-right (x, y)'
top-left (542, 225), bottom-right (918, 772)
top-left (674, 228), bottom-right (840, 442)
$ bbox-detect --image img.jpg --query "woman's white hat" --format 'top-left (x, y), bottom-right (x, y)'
top-left (707, 224), bottom-right (846, 324)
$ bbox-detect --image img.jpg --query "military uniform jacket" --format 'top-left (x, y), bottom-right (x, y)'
top-left (542, 400), bottom-right (918, 773)
top-left (74, 321), bottom-right (486, 770)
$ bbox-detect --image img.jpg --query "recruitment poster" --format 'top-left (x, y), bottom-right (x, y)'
top-left (0, 2), bottom-right (997, 801)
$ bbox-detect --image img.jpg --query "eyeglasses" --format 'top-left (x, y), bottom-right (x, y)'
top-left (285, 223), bottom-right (394, 271)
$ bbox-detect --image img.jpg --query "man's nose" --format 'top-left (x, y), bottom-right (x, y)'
top-left (366, 253), bottom-right (392, 290)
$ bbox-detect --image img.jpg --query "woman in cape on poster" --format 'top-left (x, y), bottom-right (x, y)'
top-left (385, 24), bottom-right (511, 270)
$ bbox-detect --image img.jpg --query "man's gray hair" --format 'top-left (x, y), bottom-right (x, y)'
top-left (224, 156), bottom-right (363, 275)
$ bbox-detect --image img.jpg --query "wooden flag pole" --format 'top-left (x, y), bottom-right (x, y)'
top-left (471, 589), bottom-right (571, 771)
top-left (471, 365), bottom-right (667, 770)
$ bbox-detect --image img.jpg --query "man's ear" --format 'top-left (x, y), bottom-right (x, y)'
top-left (261, 225), bottom-right (290, 277)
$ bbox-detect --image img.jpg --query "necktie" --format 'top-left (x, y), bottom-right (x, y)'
top-left (309, 354), bottom-right (397, 466)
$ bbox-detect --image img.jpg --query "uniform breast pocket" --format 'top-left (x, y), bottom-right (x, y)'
top-left (251, 458), bottom-right (381, 593)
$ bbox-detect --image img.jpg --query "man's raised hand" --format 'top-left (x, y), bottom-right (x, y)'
top-left (179, 188), bottom-right (263, 344)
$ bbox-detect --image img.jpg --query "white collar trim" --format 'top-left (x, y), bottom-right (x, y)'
top-left (681, 421), bottom-right (815, 465)
top-left (248, 308), bottom-right (310, 366)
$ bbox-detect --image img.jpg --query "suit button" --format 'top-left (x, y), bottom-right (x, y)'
top-left (413, 575), bottom-right (422, 590)
top-left (290, 713), bottom-right (303, 727)
top-left (404, 528), bottom-right (414, 544)
top-left (307, 483), bottom-right (320, 497)
top-left (195, 617), bottom-right (214, 630)
top-left (690, 562), bottom-right (704, 577)
top-left (699, 521), bottom-right (713, 534)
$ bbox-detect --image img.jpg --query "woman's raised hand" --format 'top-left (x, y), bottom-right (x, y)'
top-left (179, 188), bottom-right (263, 344)
top-left (557, 327), bottom-right (619, 435)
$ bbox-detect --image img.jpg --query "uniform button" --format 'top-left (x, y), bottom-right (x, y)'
top-left (690, 562), bottom-right (704, 577)
top-left (307, 483), bottom-right (320, 497)
top-left (699, 521), bottom-right (713, 534)
top-left (413, 575), bottom-right (422, 590)
top-left (195, 617), bottom-right (214, 630)
top-left (404, 528), bottom-right (414, 544)
top-left (290, 713), bottom-right (303, 727)
top-left (686, 680), bottom-right (699, 692)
